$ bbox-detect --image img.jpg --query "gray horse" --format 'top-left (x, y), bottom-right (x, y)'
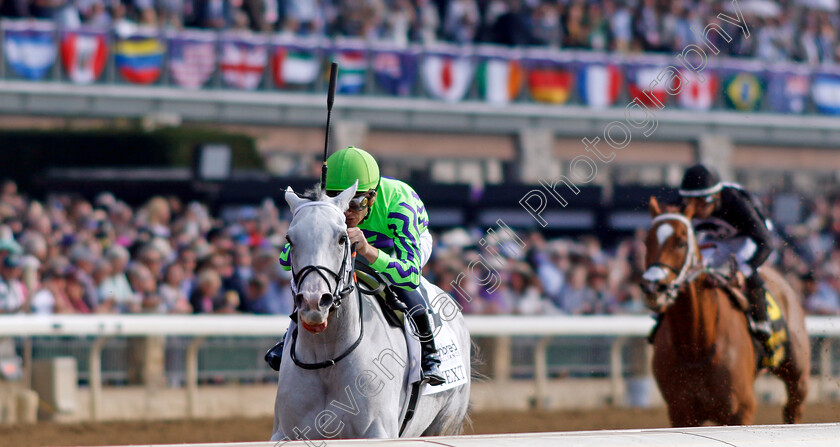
top-left (271, 182), bottom-right (471, 441)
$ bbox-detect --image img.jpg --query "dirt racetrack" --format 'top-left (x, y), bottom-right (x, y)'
top-left (3, 403), bottom-right (840, 446)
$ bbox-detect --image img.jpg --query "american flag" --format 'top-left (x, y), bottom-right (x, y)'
top-left (169, 34), bottom-right (216, 89)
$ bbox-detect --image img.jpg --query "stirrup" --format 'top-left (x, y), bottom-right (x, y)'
top-left (421, 355), bottom-right (446, 386)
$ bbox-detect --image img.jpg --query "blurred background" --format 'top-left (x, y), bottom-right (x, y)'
top-left (0, 0), bottom-right (840, 443)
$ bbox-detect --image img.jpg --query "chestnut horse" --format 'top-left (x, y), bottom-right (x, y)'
top-left (642, 197), bottom-right (809, 426)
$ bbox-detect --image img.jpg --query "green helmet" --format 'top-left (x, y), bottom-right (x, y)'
top-left (325, 146), bottom-right (380, 192)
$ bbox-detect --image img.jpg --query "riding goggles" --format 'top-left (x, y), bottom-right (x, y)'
top-left (327, 190), bottom-right (374, 212)
top-left (683, 195), bottom-right (715, 204)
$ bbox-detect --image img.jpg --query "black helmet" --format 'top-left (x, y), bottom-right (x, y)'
top-left (679, 164), bottom-right (722, 197)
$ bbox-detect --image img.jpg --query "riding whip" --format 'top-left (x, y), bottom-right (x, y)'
top-left (320, 62), bottom-right (339, 193)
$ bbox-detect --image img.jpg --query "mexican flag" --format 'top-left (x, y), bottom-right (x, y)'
top-left (477, 59), bottom-right (523, 106)
top-left (273, 48), bottom-right (320, 87)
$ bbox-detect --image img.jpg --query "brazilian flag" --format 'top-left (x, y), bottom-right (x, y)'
top-left (723, 72), bottom-right (764, 112)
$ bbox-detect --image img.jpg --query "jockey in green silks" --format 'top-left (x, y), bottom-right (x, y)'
top-left (266, 146), bottom-right (445, 386)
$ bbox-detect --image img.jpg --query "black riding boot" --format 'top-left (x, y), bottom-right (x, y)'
top-left (265, 338), bottom-right (284, 372)
top-left (394, 287), bottom-right (446, 386)
top-left (746, 273), bottom-right (772, 339)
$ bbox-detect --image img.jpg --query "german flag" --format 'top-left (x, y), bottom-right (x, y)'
top-left (528, 67), bottom-right (573, 104)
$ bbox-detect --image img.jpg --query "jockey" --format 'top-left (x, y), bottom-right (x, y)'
top-left (266, 146), bottom-right (446, 386)
top-left (679, 164), bottom-right (775, 344)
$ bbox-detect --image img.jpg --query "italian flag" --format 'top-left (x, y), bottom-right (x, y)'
top-left (421, 55), bottom-right (474, 102)
top-left (477, 59), bottom-right (523, 106)
top-left (273, 49), bottom-right (320, 87)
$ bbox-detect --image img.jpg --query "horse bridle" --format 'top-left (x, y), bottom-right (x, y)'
top-left (286, 200), bottom-right (363, 370)
top-left (644, 213), bottom-right (702, 303)
top-left (288, 201), bottom-right (356, 310)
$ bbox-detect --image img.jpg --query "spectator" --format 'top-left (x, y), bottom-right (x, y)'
top-left (802, 272), bottom-right (840, 315)
top-left (554, 264), bottom-right (597, 315)
top-left (159, 262), bottom-right (192, 313)
top-left (101, 245), bottom-right (137, 312)
top-left (0, 254), bottom-right (27, 313)
top-left (30, 264), bottom-right (72, 315)
top-left (190, 268), bottom-right (225, 313)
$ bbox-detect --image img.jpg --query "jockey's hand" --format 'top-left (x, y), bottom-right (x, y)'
top-left (348, 227), bottom-right (378, 263)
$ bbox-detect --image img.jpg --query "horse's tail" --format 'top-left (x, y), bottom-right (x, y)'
top-left (457, 338), bottom-right (487, 434)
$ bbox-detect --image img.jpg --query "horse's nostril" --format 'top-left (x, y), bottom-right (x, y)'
top-left (294, 293), bottom-right (304, 307)
top-left (319, 293), bottom-right (333, 308)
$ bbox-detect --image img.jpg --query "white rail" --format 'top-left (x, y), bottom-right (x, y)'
top-left (2, 314), bottom-right (839, 337)
top-left (2, 315), bottom-right (839, 419)
top-left (99, 423), bottom-right (840, 447)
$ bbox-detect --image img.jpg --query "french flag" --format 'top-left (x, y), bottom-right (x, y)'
top-left (578, 64), bottom-right (622, 108)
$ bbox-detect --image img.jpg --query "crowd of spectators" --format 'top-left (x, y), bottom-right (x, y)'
top-left (1, 1), bottom-right (839, 65)
top-left (0, 179), bottom-right (838, 317)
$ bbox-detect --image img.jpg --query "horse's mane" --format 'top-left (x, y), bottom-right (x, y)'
top-left (296, 184), bottom-right (327, 202)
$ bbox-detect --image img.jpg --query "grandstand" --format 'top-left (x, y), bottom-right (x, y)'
top-left (1, 0), bottom-right (840, 444)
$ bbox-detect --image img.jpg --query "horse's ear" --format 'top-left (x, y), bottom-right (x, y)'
top-left (684, 199), bottom-right (696, 220)
top-left (649, 196), bottom-right (661, 217)
top-left (285, 186), bottom-right (309, 213)
top-left (330, 180), bottom-right (358, 211)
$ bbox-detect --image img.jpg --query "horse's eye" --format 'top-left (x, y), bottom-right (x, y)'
top-left (676, 240), bottom-right (687, 249)
top-left (339, 235), bottom-right (347, 245)
top-left (286, 235), bottom-right (293, 246)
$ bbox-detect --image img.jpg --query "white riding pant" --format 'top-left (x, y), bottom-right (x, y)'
top-left (699, 236), bottom-right (757, 276)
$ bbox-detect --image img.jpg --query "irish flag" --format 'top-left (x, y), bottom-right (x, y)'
top-left (273, 48), bottom-right (319, 87)
top-left (477, 59), bottom-right (523, 106)
top-left (421, 55), bottom-right (474, 102)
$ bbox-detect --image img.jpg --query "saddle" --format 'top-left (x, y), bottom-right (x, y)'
top-left (354, 262), bottom-right (407, 328)
top-left (705, 270), bottom-right (789, 370)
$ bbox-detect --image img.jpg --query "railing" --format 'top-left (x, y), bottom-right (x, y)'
top-left (2, 314), bottom-right (839, 419)
top-left (95, 423), bottom-right (840, 447)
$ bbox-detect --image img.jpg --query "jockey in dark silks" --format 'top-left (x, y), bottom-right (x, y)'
top-left (266, 146), bottom-right (446, 386)
top-left (678, 164), bottom-right (775, 346)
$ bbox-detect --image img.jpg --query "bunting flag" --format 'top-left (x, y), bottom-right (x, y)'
top-left (60, 29), bottom-right (107, 84)
top-left (811, 74), bottom-right (840, 115)
top-left (577, 63), bottom-right (622, 108)
top-left (677, 70), bottom-right (717, 111)
top-left (372, 50), bottom-right (417, 96)
top-left (115, 32), bottom-right (164, 84)
top-left (525, 60), bottom-right (573, 104)
top-left (168, 33), bottom-right (216, 89)
top-left (333, 49), bottom-right (367, 94)
top-left (628, 65), bottom-right (667, 107)
top-left (272, 46), bottom-right (320, 87)
top-left (220, 37), bottom-right (267, 90)
top-left (421, 53), bottom-right (474, 102)
top-left (722, 72), bottom-right (763, 111)
top-left (476, 58), bottom-right (523, 106)
top-left (768, 71), bottom-right (809, 114)
top-left (3, 23), bottom-right (56, 80)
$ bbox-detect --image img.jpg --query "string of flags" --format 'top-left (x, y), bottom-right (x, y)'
top-left (3, 20), bottom-right (840, 115)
